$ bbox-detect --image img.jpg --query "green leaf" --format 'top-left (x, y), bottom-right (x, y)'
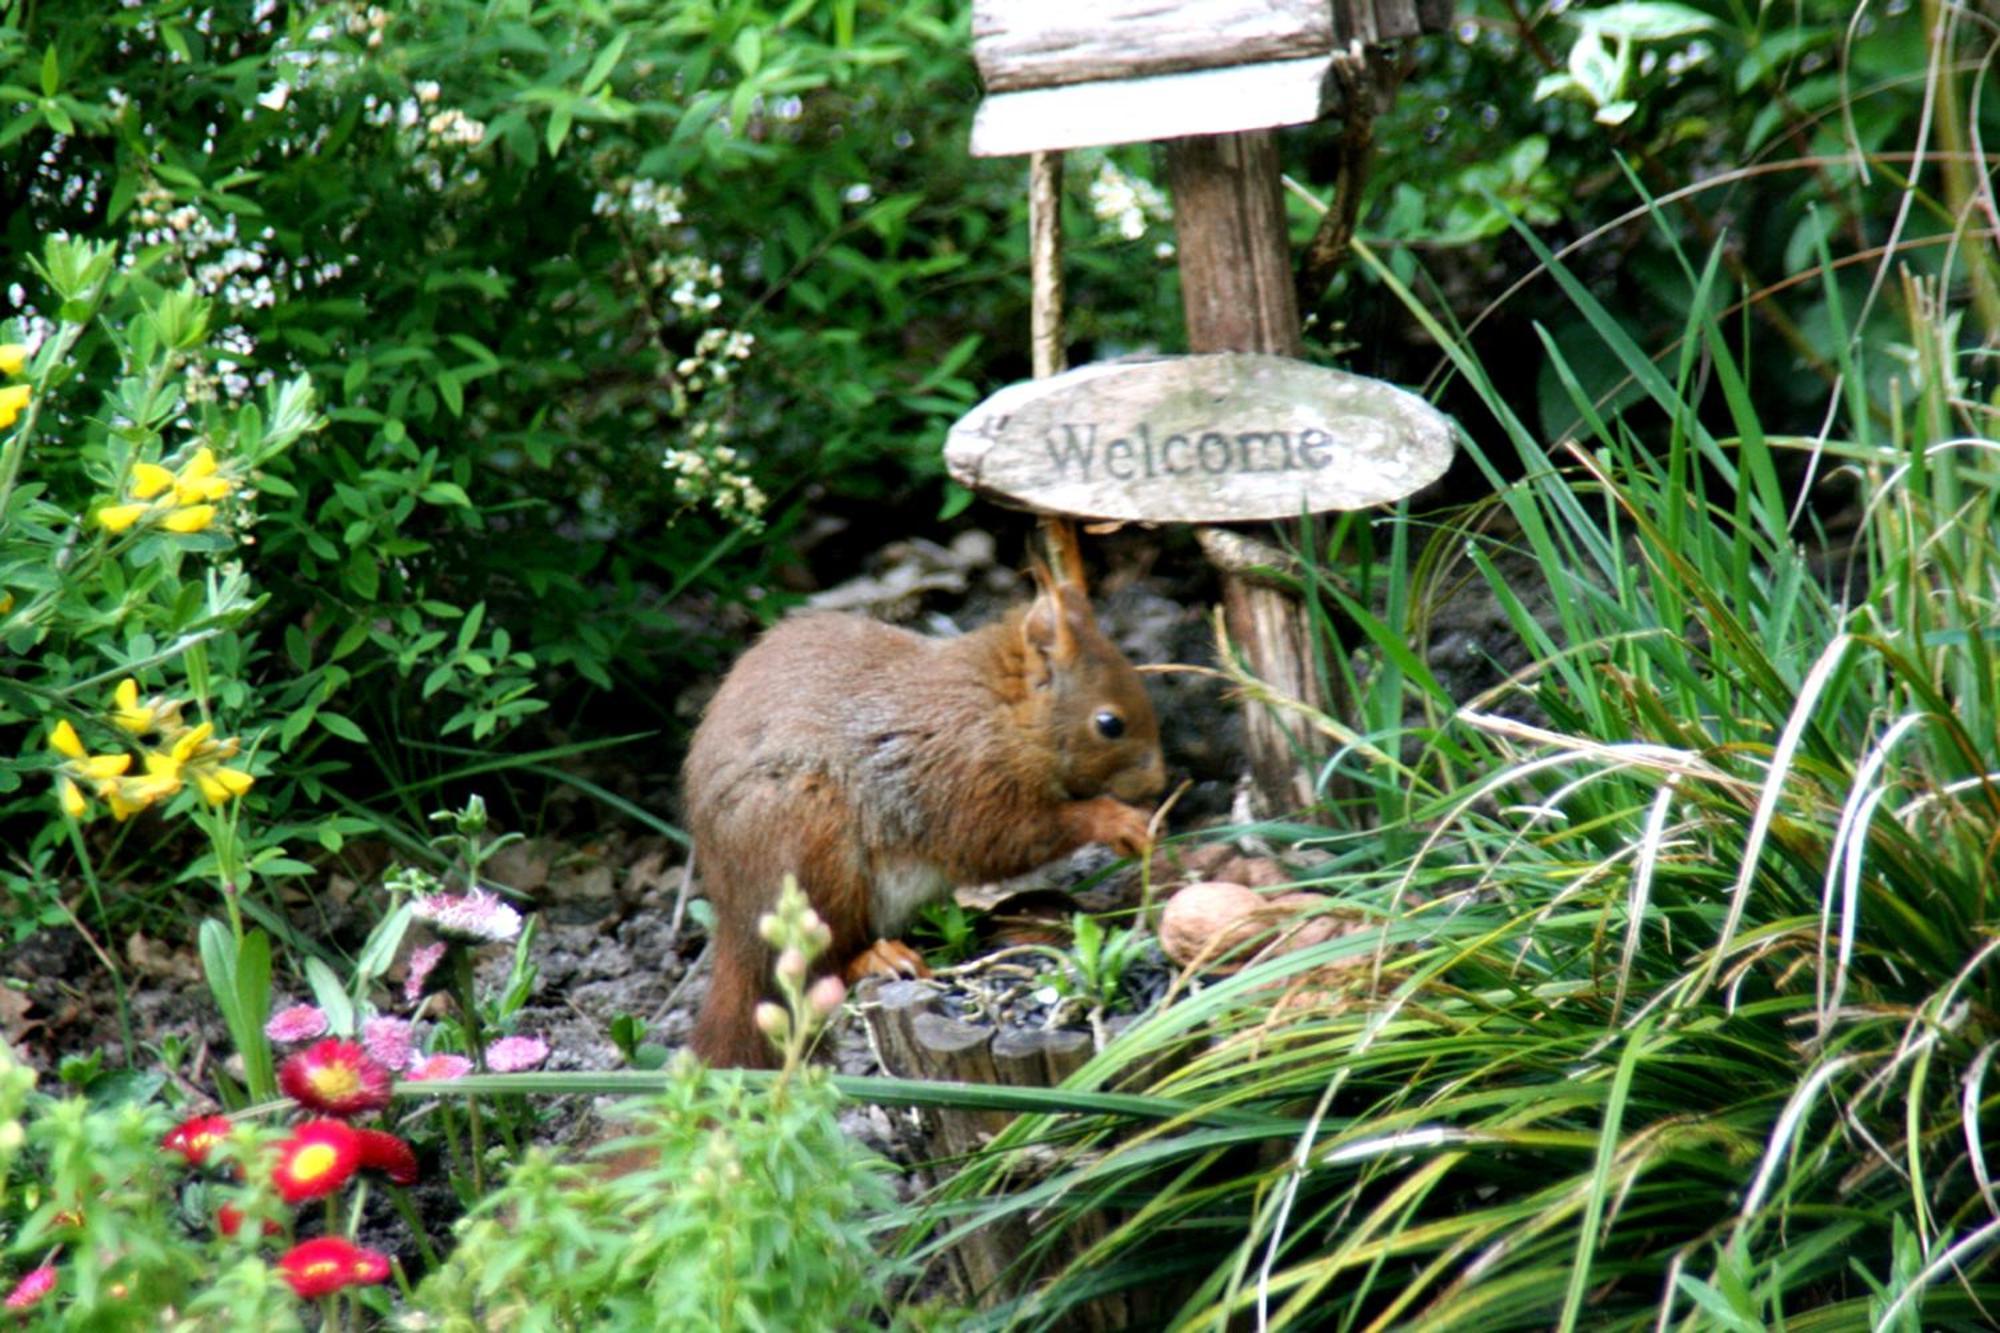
top-left (546, 103), bottom-right (573, 157)
top-left (318, 711), bottom-right (366, 743)
top-left (732, 26), bottom-right (763, 75)
top-left (580, 29), bottom-right (630, 96)
top-left (1573, 1), bottom-right (1717, 40)
top-left (305, 956), bottom-right (355, 1036)
top-left (354, 903), bottom-right (414, 989)
top-left (40, 44), bottom-right (58, 97)
top-left (437, 369), bottom-right (464, 418)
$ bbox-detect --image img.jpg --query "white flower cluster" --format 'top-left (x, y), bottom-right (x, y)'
top-left (674, 326), bottom-right (755, 391)
top-left (425, 108), bottom-right (485, 149)
top-left (346, 3), bottom-right (391, 48)
top-left (1087, 158), bottom-right (1170, 242)
top-left (352, 86), bottom-right (486, 194)
top-left (592, 176), bottom-right (686, 231)
top-left (659, 254), bottom-right (725, 315)
top-left (663, 439), bottom-right (768, 525)
top-left (126, 184), bottom-right (351, 401)
top-left (4, 289), bottom-right (55, 363)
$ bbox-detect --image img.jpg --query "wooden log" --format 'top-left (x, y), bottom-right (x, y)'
top-left (971, 0), bottom-right (1332, 93)
top-left (1164, 130), bottom-right (1331, 818)
top-left (1164, 131), bottom-right (1301, 356)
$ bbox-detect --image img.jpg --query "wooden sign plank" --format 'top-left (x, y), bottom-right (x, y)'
top-left (945, 354), bottom-right (1454, 523)
top-left (970, 58), bottom-right (1335, 158)
top-left (972, 0), bottom-right (1332, 93)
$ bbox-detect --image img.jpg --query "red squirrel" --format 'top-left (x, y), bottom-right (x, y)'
top-left (685, 563), bottom-right (1167, 1067)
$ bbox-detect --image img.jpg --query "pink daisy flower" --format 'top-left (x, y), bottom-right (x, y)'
top-left (263, 1003), bottom-right (329, 1044)
top-left (403, 941), bottom-right (448, 1005)
top-left (363, 1015), bottom-right (415, 1071)
top-left (485, 1035), bottom-right (549, 1072)
top-left (411, 888), bottom-right (522, 945)
top-left (405, 1053), bottom-right (473, 1082)
top-left (4, 1266), bottom-right (55, 1310)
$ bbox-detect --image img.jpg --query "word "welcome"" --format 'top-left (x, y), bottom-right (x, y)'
top-left (1043, 422), bottom-right (1335, 482)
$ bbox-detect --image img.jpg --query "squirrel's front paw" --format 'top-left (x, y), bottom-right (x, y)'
top-left (845, 938), bottom-right (933, 983)
top-left (1068, 796), bottom-right (1155, 859)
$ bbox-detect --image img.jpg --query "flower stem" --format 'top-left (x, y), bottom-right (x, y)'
top-left (450, 948), bottom-right (488, 1195)
top-left (387, 1186), bottom-right (439, 1270)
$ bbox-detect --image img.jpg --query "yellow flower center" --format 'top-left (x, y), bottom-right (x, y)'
top-left (302, 1260), bottom-right (341, 1280)
top-left (307, 1064), bottom-right (362, 1100)
top-left (292, 1142), bottom-right (340, 1180)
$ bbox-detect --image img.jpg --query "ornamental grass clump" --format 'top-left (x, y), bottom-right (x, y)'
top-left (924, 184), bottom-right (2000, 1328)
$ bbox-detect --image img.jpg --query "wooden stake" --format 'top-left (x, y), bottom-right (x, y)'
top-left (1165, 129), bottom-right (1330, 817)
top-left (1028, 150), bottom-right (1088, 589)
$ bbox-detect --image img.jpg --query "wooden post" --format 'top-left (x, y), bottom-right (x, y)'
top-left (1165, 130), bottom-right (1331, 817)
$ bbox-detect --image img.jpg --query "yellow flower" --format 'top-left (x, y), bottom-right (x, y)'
top-left (130, 758), bottom-right (182, 803)
top-left (113, 679), bottom-right (156, 734)
top-left (130, 462), bottom-right (177, 500)
top-left (50, 719), bottom-right (85, 759)
top-left (58, 777), bottom-right (87, 819)
top-left (194, 766), bottom-right (254, 804)
top-left (173, 447), bottom-right (231, 504)
top-left (172, 722), bottom-right (215, 763)
top-left (0, 344), bottom-right (24, 376)
top-left (77, 752), bottom-right (132, 782)
top-left (0, 384), bottom-right (29, 429)
top-left (161, 504), bottom-right (216, 534)
top-left (105, 786), bottom-right (147, 822)
top-left (97, 503), bottom-right (149, 533)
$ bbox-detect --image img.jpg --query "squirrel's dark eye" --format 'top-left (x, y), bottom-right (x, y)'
top-left (1093, 709), bottom-right (1125, 739)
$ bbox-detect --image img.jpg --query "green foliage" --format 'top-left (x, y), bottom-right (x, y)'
top-left (419, 1059), bottom-right (904, 1331)
top-left (910, 898), bottom-right (981, 967)
top-left (416, 878), bottom-right (912, 1330)
top-left (0, 1044), bottom-right (301, 1329)
top-left (0, 0), bottom-right (1143, 769)
top-left (1034, 912), bottom-right (1152, 1015)
top-left (0, 232), bottom-right (321, 931)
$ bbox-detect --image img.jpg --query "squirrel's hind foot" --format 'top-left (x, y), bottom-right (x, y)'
top-left (845, 938), bottom-right (932, 983)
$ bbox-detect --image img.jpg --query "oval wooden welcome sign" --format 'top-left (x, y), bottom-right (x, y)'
top-left (945, 353), bottom-right (1454, 523)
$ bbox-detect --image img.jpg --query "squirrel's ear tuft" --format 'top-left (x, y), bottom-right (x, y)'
top-left (1022, 557), bottom-right (1079, 675)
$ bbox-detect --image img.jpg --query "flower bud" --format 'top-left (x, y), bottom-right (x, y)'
top-left (757, 913), bottom-right (785, 948)
top-left (775, 947), bottom-right (808, 987)
top-left (807, 975), bottom-right (847, 1017)
top-left (754, 1002), bottom-right (790, 1040)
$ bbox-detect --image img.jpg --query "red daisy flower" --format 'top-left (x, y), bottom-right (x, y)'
top-left (276, 1237), bottom-right (392, 1299)
top-left (271, 1119), bottom-right (362, 1203)
top-left (162, 1113), bottom-right (233, 1167)
top-left (354, 1127), bottom-right (420, 1186)
top-left (278, 1039), bottom-right (394, 1117)
top-left (216, 1203), bottom-right (284, 1239)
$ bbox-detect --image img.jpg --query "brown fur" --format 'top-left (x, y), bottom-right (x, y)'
top-left (685, 572), bottom-right (1166, 1067)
